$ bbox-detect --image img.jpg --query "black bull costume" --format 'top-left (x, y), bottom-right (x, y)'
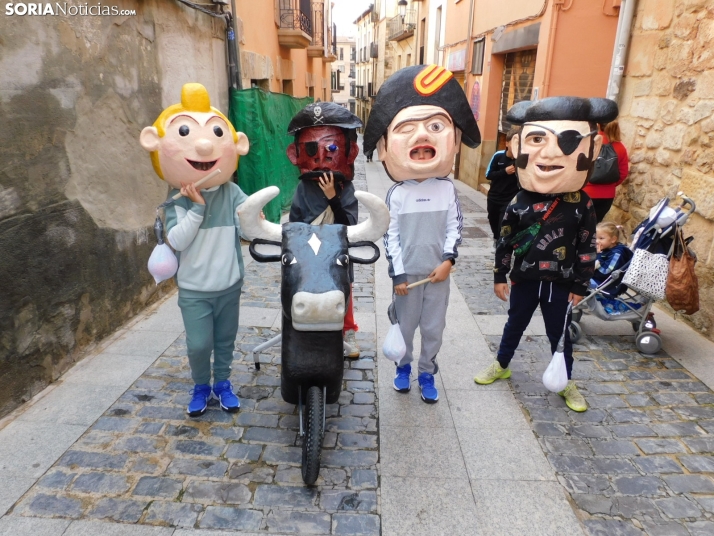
top-left (237, 186), bottom-right (389, 484)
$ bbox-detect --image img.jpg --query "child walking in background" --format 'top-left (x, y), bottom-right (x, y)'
top-left (485, 128), bottom-right (520, 243)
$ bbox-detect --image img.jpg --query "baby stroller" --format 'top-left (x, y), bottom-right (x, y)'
top-left (569, 193), bottom-right (696, 354)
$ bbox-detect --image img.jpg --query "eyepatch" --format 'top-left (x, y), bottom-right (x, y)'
top-left (526, 124), bottom-right (597, 156)
top-left (301, 141), bottom-right (338, 157)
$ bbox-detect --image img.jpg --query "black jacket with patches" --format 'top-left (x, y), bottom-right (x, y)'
top-left (494, 190), bottom-right (597, 296)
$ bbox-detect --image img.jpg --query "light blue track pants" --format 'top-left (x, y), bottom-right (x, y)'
top-left (178, 287), bottom-right (241, 385)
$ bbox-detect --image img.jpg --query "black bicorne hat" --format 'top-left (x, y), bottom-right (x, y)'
top-left (506, 97), bottom-right (619, 125)
top-left (363, 64), bottom-right (481, 154)
top-left (288, 101), bottom-right (363, 134)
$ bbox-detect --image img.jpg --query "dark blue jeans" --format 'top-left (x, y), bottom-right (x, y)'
top-left (496, 279), bottom-right (574, 379)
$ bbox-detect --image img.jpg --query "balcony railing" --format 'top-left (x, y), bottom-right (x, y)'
top-left (279, 8), bottom-right (312, 35)
top-left (276, 0), bottom-right (312, 49)
top-left (370, 42), bottom-right (378, 59)
top-left (387, 10), bottom-right (416, 41)
top-left (310, 1), bottom-right (323, 49)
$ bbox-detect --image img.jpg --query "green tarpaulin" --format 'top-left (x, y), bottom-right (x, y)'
top-left (228, 88), bottom-right (312, 223)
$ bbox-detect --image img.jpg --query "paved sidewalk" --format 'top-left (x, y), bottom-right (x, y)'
top-left (2, 149), bottom-right (714, 535)
top-left (368, 160), bottom-right (714, 536)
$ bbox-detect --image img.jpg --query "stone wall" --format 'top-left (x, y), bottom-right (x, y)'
top-left (612, 0), bottom-right (714, 337)
top-left (0, 0), bottom-right (228, 417)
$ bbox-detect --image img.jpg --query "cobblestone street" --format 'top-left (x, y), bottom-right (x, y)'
top-left (451, 192), bottom-right (714, 535)
top-left (4, 155), bottom-right (381, 535)
top-left (3, 153), bottom-right (714, 536)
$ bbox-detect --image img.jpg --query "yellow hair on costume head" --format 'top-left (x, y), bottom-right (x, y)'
top-left (150, 83), bottom-right (240, 180)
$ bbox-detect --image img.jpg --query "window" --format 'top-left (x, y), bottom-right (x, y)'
top-left (471, 38), bottom-right (485, 75)
top-left (406, 53), bottom-right (411, 66)
top-left (340, 48), bottom-right (344, 61)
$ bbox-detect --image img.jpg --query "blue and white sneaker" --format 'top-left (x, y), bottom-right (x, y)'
top-left (393, 364), bottom-right (411, 393)
top-left (418, 372), bottom-right (438, 403)
top-left (212, 380), bottom-right (240, 413)
top-left (187, 384), bottom-right (212, 417)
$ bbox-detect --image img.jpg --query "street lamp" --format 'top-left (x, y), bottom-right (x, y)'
top-left (398, 0), bottom-right (408, 19)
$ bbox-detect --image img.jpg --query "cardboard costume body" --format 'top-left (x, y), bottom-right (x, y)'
top-left (364, 65), bottom-right (480, 380)
top-left (140, 83), bottom-right (250, 397)
top-left (491, 96), bottom-right (617, 385)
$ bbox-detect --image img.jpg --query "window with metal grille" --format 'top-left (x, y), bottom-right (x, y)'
top-left (498, 49), bottom-right (536, 133)
top-left (471, 38), bottom-right (484, 75)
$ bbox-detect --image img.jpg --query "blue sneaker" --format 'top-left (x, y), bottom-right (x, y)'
top-left (393, 364), bottom-right (411, 393)
top-left (418, 372), bottom-right (438, 403)
top-left (187, 384), bottom-right (212, 417)
top-left (212, 380), bottom-right (240, 413)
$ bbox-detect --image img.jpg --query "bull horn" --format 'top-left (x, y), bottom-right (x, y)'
top-left (237, 186), bottom-right (282, 242)
top-left (347, 191), bottom-right (390, 243)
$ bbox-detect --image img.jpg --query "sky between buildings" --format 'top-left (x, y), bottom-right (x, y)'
top-left (332, 0), bottom-right (372, 38)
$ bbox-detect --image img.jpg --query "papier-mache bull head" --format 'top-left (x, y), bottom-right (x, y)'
top-left (238, 186), bottom-right (390, 331)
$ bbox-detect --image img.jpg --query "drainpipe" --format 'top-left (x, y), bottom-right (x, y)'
top-left (541, 0), bottom-right (562, 98)
top-left (606, 0), bottom-right (637, 102)
top-left (463, 0), bottom-right (476, 80)
top-left (229, 0), bottom-right (242, 89)
top-left (454, 0), bottom-right (476, 182)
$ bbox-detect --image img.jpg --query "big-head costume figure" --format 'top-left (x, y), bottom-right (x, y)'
top-left (140, 83), bottom-right (250, 417)
top-left (474, 96), bottom-right (619, 413)
top-left (286, 102), bottom-right (364, 357)
top-left (363, 64), bottom-right (480, 403)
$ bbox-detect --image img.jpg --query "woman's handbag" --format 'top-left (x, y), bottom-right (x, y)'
top-left (665, 227), bottom-right (699, 315)
top-left (622, 246), bottom-right (669, 301)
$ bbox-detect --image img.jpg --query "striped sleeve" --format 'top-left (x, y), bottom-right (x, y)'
top-left (442, 180), bottom-right (462, 261)
top-left (383, 183), bottom-right (407, 285)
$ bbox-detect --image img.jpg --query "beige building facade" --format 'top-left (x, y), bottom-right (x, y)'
top-left (331, 36), bottom-right (356, 112)
top-left (610, 0), bottom-right (714, 337)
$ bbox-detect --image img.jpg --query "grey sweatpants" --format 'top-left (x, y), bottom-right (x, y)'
top-left (178, 286), bottom-right (241, 385)
top-left (394, 275), bottom-right (450, 375)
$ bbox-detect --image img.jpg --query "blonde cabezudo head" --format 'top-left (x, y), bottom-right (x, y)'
top-left (140, 83), bottom-right (249, 189)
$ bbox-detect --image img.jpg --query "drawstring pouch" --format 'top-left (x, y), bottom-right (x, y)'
top-left (542, 301), bottom-right (572, 392)
top-left (383, 296), bottom-right (406, 363)
top-left (147, 212), bottom-right (178, 284)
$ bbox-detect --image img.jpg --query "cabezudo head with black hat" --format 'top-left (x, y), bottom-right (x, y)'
top-left (287, 102), bottom-right (363, 183)
top-left (363, 64), bottom-right (481, 182)
top-left (507, 96), bottom-right (618, 195)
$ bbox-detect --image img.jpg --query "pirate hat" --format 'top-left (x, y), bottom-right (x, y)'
top-left (506, 97), bottom-right (619, 125)
top-left (288, 101), bottom-right (363, 134)
top-left (363, 64), bottom-right (481, 154)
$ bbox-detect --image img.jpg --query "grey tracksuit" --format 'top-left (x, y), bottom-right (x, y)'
top-left (384, 178), bottom-right (462, 374)
top-left (165, 182), bottom-right (248, 385)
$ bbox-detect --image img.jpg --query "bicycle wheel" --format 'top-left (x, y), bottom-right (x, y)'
top-left (301, 386), bottom-right (324, 485)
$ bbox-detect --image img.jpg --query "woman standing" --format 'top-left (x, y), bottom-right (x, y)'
top-left (584, 121), bottom-right (629, 222)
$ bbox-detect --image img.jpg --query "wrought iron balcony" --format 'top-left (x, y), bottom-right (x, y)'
top-left (308, 1), bottom-right (324, 56)
top-left (387, 10), bottom-right (416, 42)
top-left (276, 1), bottom-right (312, 49)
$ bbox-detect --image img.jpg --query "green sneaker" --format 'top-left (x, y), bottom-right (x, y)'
top-left (474, 361), bottom-right (511, 385)
top-left (559, 381), bottom-right (588, 412)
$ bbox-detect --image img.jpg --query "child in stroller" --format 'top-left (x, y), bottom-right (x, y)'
top-left (570, 193), bottom-right (696, 354)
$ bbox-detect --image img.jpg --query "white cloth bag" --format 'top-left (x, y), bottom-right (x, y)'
top-left (382, 300), bottom-right (406, 363)
top-left (622, 248), bottom-right (669, 300)
top-left (542, 302), bottom-right (571, 392)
